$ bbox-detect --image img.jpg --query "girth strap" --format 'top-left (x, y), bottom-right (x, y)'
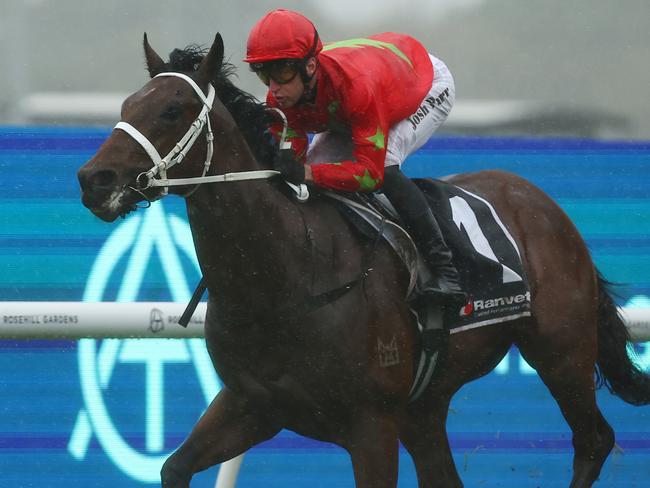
top-left (177, 271), bottom-right (371, 329)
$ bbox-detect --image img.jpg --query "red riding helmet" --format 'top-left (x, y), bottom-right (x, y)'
top-left (244, 9), bottom-right (322, 64)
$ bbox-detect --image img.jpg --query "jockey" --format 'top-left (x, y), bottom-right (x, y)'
top-left (244, 8), bottom-right (466, 306)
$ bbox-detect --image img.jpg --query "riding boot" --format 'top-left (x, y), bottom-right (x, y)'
top-left (416, 219), bottom-right (467, 304)
top-left (382, 166), bottom-right (468, 307)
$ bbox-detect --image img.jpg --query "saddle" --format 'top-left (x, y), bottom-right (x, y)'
top-left (323, 177), bottom-right (532, 400)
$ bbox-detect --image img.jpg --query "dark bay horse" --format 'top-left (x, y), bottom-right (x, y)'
top-left (77, 34), bottom-right (650, 488)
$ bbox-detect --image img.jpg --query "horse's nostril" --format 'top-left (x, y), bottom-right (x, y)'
top-left (88, 169), bottom-right (118, 190)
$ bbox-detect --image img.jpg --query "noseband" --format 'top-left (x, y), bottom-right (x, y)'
top-left (114, 72), bottom-right (292, 200)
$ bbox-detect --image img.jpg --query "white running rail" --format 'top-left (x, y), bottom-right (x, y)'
top-left (1, 302), bottom-right (649, 341)
top-left (0, 301), bottom-right (206, 338)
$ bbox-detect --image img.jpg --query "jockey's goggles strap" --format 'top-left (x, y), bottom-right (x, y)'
top-left (307, 28), bottom-right (320, 58)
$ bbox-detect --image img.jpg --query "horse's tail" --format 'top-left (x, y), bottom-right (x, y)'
top-left (595, 272), bottom-right (650, 405)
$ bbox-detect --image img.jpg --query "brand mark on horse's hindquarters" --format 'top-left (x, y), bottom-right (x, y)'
top-left (377, 336), bottom-right (400, 367)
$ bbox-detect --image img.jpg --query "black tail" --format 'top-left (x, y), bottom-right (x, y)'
top-left (595, 272), bottom-right (650, 405)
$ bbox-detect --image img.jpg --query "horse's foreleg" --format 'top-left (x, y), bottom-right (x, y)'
top-left (401, 396), bottom-right (463, 488)
top-left (345, 411), bottom-right (400, 488)
top-left (161, 387), bottom-right (281, 488)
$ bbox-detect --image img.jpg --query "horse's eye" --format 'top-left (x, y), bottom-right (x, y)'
top-left (161, 106), bottom-right (182, 121)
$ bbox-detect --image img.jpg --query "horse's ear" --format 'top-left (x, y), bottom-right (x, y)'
top-left (197, 33), bottom-right (224, 85)
top-left (143, 33), bottom-right (166, 78)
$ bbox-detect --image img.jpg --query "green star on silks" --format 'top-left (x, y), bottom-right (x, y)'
top-left (366, 126), bottom-right (386, 151)
top-left (328, 100), bottom-right (340, 113)
top-left (286, 127), bottom-right (300, 139)
top-left (354, 169), bottom-right (380, 191)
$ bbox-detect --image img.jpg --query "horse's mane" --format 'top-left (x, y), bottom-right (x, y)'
top-left (165, 45), bottom-right (276, 165)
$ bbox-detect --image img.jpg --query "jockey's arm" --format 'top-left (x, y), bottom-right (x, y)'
top-left (309, 103), bottom-right (389, 192)
top-left (268, 98), bottom-right (388, 192)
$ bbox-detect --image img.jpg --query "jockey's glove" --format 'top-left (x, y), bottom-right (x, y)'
top-left (273, 148), bottom-right (305, 185)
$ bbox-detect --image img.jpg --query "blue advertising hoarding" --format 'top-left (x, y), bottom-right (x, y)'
top-left (1, 127), bottom-right (649, 487)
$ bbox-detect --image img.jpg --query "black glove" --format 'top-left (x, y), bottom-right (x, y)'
top-left (273, 148), bottom-right (305, 185)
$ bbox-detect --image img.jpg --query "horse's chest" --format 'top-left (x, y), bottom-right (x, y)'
top-left (209, 323), bottom-right (286, 369)
top-left (208, 320), bottom-right (341, 399)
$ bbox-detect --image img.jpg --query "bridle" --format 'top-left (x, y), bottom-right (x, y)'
top-left (114, 71), bottom-right (303, 202)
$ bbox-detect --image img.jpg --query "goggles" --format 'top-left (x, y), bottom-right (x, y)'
top-left (250, 59), bottom-right (303, 86)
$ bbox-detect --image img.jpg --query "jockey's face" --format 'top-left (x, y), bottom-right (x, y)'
top-left (264, 57), bottom-right (317, 109)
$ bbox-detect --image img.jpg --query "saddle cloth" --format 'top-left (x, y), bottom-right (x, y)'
top-left (328, 177), bottom-right (532, 333)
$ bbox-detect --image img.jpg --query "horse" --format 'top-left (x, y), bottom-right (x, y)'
top-left (77, 33), bottom-right (650, 488)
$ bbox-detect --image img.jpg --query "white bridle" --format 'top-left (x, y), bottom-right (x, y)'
top-left (113, 71), bottom-right (304, 199)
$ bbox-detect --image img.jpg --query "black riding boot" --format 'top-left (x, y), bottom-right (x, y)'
top-left (382, 166), bottom-right (467, 306)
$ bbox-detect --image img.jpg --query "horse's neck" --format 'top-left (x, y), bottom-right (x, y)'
top-left (185, 120), bottom-right (311, 319)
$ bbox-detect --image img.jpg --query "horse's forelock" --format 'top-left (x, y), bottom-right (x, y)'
top-left (163, 44), bottom-right (275, 167)
top-left (168, 45), bottom-right (208, 75)
top-left (164, 44), bottom-right (234, 84)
